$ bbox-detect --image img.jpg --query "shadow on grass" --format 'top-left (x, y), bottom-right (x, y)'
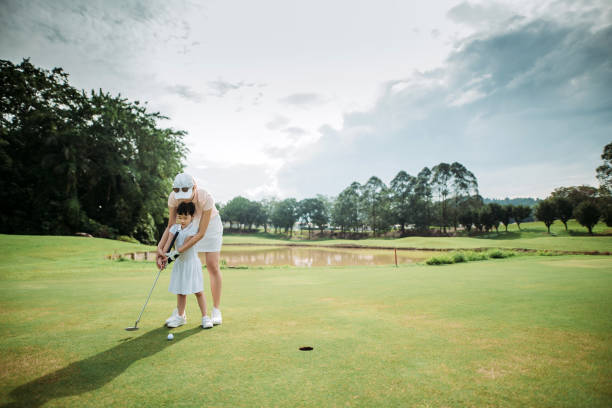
top-left (3, 327), bottom-right (201, 408)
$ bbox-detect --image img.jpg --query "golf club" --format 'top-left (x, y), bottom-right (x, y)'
top-left (125, 230), bottom-right (180, 331)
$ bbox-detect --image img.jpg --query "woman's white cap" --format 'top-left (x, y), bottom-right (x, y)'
top-left (173, 173), bottom-right (195, 199)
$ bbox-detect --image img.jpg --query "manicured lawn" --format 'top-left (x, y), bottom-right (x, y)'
top-left (0, 235), bottom-right (610, 407)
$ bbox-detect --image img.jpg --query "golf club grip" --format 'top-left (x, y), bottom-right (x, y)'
top-left (166, 230), bottom-right (180, 264)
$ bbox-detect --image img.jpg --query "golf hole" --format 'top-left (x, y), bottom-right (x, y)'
top-left (299, 346), bottom-right (313, 351)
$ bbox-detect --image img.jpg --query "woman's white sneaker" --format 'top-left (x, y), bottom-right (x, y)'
top-left (166, 314), bottom-right (186, 328)
top-left (165, 308), bottom-right (180, 326)
top-left (211, 308), bottom-right (222, 325)
top-left (202, 316), bottom-right (213, 329)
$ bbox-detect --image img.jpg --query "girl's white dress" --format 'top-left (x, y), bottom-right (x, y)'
top-left (168, 222), bottom-right (204, 295)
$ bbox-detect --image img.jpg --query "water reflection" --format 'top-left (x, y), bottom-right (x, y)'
top-left (131, 247), bottom-right (431, 267)
top-left (215, 246), bottom-right (429, 267)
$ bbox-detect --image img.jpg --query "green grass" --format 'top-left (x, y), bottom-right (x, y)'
top-left (0, 235), bottom-right (611, 407)
top-left (224, 220), bottom-right (612, 253)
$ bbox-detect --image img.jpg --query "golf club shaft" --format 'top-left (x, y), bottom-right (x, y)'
top-left (133, 267), bottom-right (163, 326)
top-left (133, 230), bottom-right (180, 327)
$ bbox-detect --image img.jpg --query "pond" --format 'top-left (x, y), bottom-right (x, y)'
top-left (216, 246), bottom-right (432, 267)
top-left (128, 246), bottom-right (435, 267)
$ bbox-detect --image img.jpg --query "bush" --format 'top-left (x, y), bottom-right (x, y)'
top-left (465, 251), bottom-right (488, 261)
top-left (451, 252), bottom-right (466, 263)
top-left (425, 255), bottom-right (454, 265)
top-left (425, 249), bottom-right (517, 265)
top-left (487, 249), bottom-right (515, 259)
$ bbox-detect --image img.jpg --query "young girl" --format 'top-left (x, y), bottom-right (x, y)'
top-left (162, 201), bottom-right (213, 329)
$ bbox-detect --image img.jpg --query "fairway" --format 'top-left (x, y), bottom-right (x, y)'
top-left (0, 235), bottom-right (611, 407)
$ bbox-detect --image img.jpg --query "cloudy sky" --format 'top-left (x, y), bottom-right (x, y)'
top-left (1, 0), bottom-right (611, 202)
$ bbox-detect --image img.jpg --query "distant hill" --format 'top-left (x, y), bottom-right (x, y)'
top-left (483, 197), bottom-right (540, 207)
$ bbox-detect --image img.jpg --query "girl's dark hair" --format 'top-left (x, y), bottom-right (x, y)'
top-left (177, 201), bottom-right (196, 216)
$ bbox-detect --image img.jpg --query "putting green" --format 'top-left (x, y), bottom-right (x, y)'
top-left (0, 235), bottom-right (611, 407)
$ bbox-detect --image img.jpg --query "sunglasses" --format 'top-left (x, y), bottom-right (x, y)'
top-left (173, 187), bottom-right (191, 193)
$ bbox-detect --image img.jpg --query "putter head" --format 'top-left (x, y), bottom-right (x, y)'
top-left (125, 323), bottom-right (140, 331)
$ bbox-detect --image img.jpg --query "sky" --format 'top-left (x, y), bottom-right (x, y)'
top-left (1, 0), bottom-right (611, 203)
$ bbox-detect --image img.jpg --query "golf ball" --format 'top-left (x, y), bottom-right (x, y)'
top-left (167, 333), bottom-right (174, 340)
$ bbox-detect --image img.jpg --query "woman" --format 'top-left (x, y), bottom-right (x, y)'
top-left (157, 173), bottom-right (224, 326)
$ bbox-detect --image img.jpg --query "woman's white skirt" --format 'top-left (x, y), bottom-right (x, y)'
top-left (194, 215), bottom-right (223, 253)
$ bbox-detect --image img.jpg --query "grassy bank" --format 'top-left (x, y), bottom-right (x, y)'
top-left (0, 235), bottom-right (611, 407)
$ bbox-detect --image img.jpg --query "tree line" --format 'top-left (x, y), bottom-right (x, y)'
top-left (533, 145), bottom-right (612, 235)
top-left (0, 59), bottom-right (186, 243)
top-left (219, 143), bottom-right (612, 237)
top-left (219, 164), bottom-right (537, 237)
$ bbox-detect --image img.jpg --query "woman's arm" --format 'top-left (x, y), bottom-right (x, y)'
top-left (156, 206), bottom-right (178, 269)
top-left (177, 208), bottom-right (212, 253)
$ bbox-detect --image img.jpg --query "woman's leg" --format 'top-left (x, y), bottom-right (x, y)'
top-left (205, 252), bottom-right (222, 309)
top-left (177, 294), bottom-right (187, 316)
top-left (194, 291), bottom-right (207, 317)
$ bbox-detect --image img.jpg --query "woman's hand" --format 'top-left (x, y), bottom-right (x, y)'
top-left (156, 252), bottom-right (168, 270)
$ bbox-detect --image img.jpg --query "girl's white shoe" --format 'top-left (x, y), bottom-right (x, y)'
top-left (165, 308), bottom-right (187, 326)
top-left (202, 316), bottom-right (213, 329)
top-left (166, 314), bottom-right (186, 328)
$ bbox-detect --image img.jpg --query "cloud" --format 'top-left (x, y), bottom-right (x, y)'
top-left (165, 84), bottom-right (203, 102)
top-left (0, 0), bottom-right (201, 72)
top-left (186, 161), bottom-right (278, 202)
top-left (266, 115), bottom-right (290, 130)
top-left (207, 79), bottom-right (258, 97)
top-left (277, 8), bottom-right (612, 199)
top-left (279, 92), bottom-right (328, 108)
top-left (281, 126), bottom-right (307, 138)
top-left (447, 1), bottom-right (517, 29)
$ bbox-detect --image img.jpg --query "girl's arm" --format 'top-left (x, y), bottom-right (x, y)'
top-left (177, 209), bottom-right (212, 253)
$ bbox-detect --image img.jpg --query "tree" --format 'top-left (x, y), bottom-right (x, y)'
top-left (311, 198), bottom-right (330, 235)
top-left (596, 142), bottom-right (612, 193)
top-left (245, 200), bottom-right (265, 231)
top-left (271, 199), bottom-right (298, 235)
top-left (500, 205), bottom-right (514, 232)
top-left (259, 197), bottom-right (277, 233)
top-left (601, 202), bottom-right (612, 227)
top-left (0, 59), bottom-right (185, 242)
top-left (458, 210), bottom-right (475, 232)
top-left (535, 199), bottom-right (557, 233)
top-left (360, 176), bottom-right (390, 236)
top-left (332, 182), bottom-right (361, 235)
top-left (298, 198), bottom-right (328, 239)
top-left (222, 196), bottom-right (251, 230)
top-left (413, 167), bottom-right (433, 231)
top-left (550, 186), bottom-right (598, 208)
top-left (573, 201), bottom-right (600, 235)
top-left (478, 206), bottom-right (495, 232)
top-left (512, 205), bottom-right (532, 231)
top-left (450, 162), bottom-right (478, 230)
top-left (389, 170), bottom-right (415, 235)
top-left (488, 203), bottom-right (504, 233)
top-left (431, 163), bottom-right (452, 232)
top-left (553, 197), bottom-right (573, 231)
